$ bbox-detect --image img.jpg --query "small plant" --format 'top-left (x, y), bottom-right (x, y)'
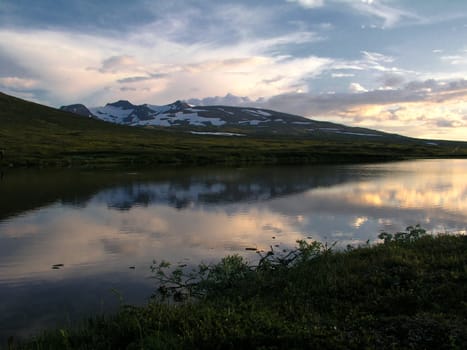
top-left (150, 239), bottom-right (328, 302)
top-left (378, 224), bottom-right (427, 244)
top-left (150, 254), bottom-right (252, 301)
top-left (256, 239), bottom-right (329, 270)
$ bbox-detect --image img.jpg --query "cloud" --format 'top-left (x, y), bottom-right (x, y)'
top-left (349, 82), bottom-right (368, 93)
top-left (117, 73), bottom-right (168, 84)
top-left (385, 105), bottom-right (404, 120)
top-left (117, 76), bottom-right (153, 84)
top-left (286, 0), bottom-right (324, 8)
top-left (0, 5), bottom-right (330, 106)
top-left (329, 50), bottom-right (410, 80)
top-left (120, 87), bottom-right (137, 92)
top-left (1, 1), bottom-right (466, 140)
top-left (0, 76), bottom-right (39, 89)
top-left (361, 50), bottom-right (394, 64)
top-left (98, 55), bottom-right (138, 73)
top-left (332, 73), bottom-right (355, 78)
top-left (187, 93), bottom-right (255, 106)
top-left (378, 73), bottom-right (405, 88)
top-left (0, 28), bottom-right (128, 105)
top-left (440, 54), bottom-right (467, 65)
top-left (0, 0), bottom-right (156, 35)
top-left (189, 77), bottom-right (467, 140)
top-left (347, 0), bottom-right (421, 28)
top-left (434, 118), bottom-right (463, 128)
top-left (286, 0), bottom-right (420, 28)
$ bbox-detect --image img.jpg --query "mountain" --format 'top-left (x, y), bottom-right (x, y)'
top-left (60, 104), bottom-right (94, 117)
top-left (61, 99), bottom-right (403, 139)
top-left (3, 91), bottom-right (467, 168)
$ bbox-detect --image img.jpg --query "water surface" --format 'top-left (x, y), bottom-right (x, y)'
top-left (1, 159), bottom-right (466, 339)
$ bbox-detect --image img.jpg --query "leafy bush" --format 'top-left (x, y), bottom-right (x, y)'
top-left (378, 224), bottom-right (427, 244)
top-left (150, 239), bottom-right (327, 302)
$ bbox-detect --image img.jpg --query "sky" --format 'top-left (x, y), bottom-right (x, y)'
top-left (1, 0), bottom-right (467, 140)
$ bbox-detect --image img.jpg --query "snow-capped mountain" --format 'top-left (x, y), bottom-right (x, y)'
top-left (60, 99), bottom-right (404, 139)
top-left (62, 100), bottom-right (311, 128)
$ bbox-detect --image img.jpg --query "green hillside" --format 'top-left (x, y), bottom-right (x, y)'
top-left (1, 92), bottom-right (467, 168)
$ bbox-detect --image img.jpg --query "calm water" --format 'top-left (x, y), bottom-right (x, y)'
top-left (1, 159), bottom-right (467, 339)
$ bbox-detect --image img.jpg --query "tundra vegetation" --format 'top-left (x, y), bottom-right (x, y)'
top-left (11, 226), bottom-right (467, 349)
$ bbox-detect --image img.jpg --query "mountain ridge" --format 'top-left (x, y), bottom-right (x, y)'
top-left (2, 90), bottom-right (467, 168)
top-left (61, 99), bottom-right (409, 140)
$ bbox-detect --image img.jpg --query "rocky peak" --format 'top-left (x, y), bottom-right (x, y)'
top-left (106, 100), bottom-right (135, 109)
top-left (60, 104), bottom-right (94, 117)
top-left (168, 100), bottom-right (191, 110)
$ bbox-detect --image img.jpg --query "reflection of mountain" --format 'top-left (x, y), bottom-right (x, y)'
top-left (97, 167), bottom-right (384, 211)
top-left (0, 166), bottom-right (388, 219)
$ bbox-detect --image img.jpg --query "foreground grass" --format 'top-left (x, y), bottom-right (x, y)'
top-left (12, 228), bottom-right (467, 349)
top-left (2, 92), bottom-right (467, 168)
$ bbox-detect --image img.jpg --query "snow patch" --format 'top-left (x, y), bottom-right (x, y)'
top-left (174, 112), bottom-right (225, 126)
top-left (190, 131), bottom-right (245, 136)
top-left (135, 112), bottom-right (226, 127)
top-left (326, 130), bottom-right (382, 137)
top-left (217, 108), bottom-right (234, 115)
top-left (186, 108), bottom-right (208, 113)
top-left (243, 109), bottom-right (272, 117)
top-left (292, 121), bottom-right (312, 125)
top-left (89, 106), bottom-right (133, 123)
top-left (248, 119), bottom-right (270, 126)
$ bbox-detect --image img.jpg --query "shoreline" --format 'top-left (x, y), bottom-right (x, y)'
top-left (10, 231), bottom-right (467, 349)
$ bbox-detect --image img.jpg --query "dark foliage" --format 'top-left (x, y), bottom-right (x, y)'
top-left (11, 231), bottom-right (467, 349)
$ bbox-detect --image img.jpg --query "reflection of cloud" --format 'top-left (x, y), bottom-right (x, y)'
top-left (0, 204), bottom-right (303, 282)
top-left (304, 161), bottom-right (467, 215)
top-left (352, 216), bottom-right (368, 228)
top-left (1, 159), bottom-right (466, 285)
top-left (264, 160), bottom-right (467, 237)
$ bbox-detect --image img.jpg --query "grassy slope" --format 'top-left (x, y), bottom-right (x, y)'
top-left (15, 233), bottom-right (467, 349)
top-left (2, 92), bottom-right (467, 168)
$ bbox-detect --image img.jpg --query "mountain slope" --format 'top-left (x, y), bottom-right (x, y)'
top-left (61, 99), bottom-right (406, 140)
top-left (2, 91), bottom-right (467, 168)
top-left (60, 104), bottom-right (94, 117)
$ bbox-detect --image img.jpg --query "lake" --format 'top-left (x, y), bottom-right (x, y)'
top-left (1, 159), bottom-right (466, 340)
